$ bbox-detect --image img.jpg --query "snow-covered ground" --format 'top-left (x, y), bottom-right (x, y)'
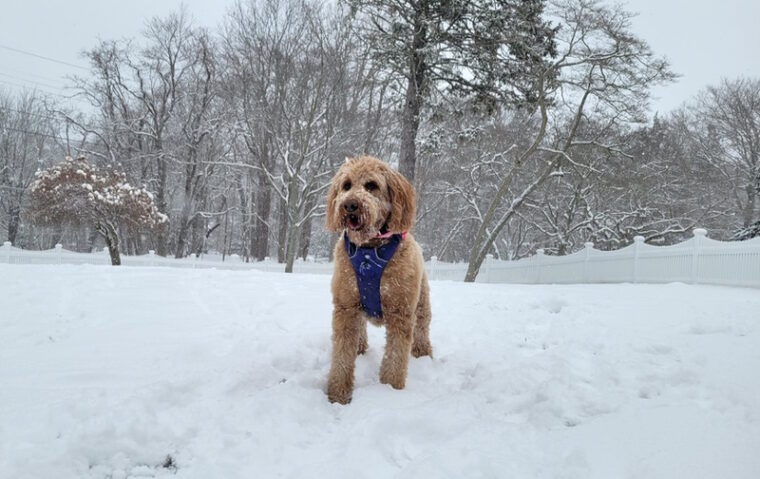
top-left (1, 264), bottom-right (758, 479)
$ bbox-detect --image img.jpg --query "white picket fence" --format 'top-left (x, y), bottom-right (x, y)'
top-left (476, 229), bottom-right (760, 288)
top-left (2, 229), bottom-right (759, 287)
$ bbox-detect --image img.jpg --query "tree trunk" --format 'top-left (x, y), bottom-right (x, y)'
top-left (106, 239), bottom-right (121, 266)
top-left (252, 178), bottom-right (271, 261)
top-left (98, 222), bottom-right (121, 266)
top-left (237, 180), bottom-right (251, 261)
top-left (191, 214), bottom-right (206, 256)
top-left (399, 78), bottom-right (421, 182)
top-left (174, 202), bottom-right (194, 258)
top-left (398, 4), bottom-right (428, 183)
top-left (743, 181), bottom-right (757, 227)
top-left (7, 204), bottom-right (20, 245)
top-left (299, 214), bottom-right (312, 261)
top-left (464, 250), bottom-right (485, 283)
top-left (155, 154), bottom-right (169, 256)
top-left (87, 227), bottom-right (99, 253)
top-left (284, 223), bottom-right (300, 273)
top-left (298, 195), bottom-right (316, 261)
top-left (277, 199), bottom-right (288, 263)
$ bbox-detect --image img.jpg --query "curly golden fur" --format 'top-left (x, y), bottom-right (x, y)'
top-left (325, 156), bottom-right (433, 404)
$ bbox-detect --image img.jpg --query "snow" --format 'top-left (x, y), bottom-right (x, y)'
top-left (1, 264), bottom-right (759, 479)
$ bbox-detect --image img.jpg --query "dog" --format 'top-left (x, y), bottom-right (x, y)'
top-left (325, 155), bottom-right (432, 404)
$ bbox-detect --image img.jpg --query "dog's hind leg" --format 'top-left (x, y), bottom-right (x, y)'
top-left (327, 307), bottom-right (362, 404)
top-left (411, 273), bottom-right (433, 358)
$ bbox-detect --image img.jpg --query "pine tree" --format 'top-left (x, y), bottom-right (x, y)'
top-left (346, 0), bottom-right (557, 181)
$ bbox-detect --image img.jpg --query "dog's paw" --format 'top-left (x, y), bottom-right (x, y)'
top-left (327, 390), bottom-right (352, 405)
top-left (327, 375), bottom-right (354, 404)
top-left (379, 369), bottom-right (406, 390)
top-left (411, 342), bottom-right (432, 358)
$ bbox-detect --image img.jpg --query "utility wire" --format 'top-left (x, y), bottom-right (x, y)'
top-left (0, 106), bottom-right (66, 123)
top-left (0, 43), bottom-right (87, 71)
top-left (1, 125), bottom-right (95, 145)
top-left (3, 65), bottom-right (68, 84)
top-left (0, 72), bottom-right (70, 92)
top-left (0, 79), bottom-right (76, 100)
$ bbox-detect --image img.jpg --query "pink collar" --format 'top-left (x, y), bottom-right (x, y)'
top-left (375, 230), bottom-right (408, 240)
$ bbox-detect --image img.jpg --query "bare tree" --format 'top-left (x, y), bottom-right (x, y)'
top-left (171, 29), bottom-right (224, 258)
top-left (73, 9), bottom-right (202, 256)
top-left (686, 77), bottom-right (760, 231)
top-left (0, 90), bottom-right (61, 245)
top-left (460, 0), bottom-right (675, 281)
top-left (222, 0), bottom-right (393, 269)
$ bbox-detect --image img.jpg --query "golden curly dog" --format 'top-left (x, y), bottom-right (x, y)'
top-left (325, 155), bottom-right (432, 404)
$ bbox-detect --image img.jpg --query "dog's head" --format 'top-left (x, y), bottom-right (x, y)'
top-left (325, 156), bottom-right (416, 245)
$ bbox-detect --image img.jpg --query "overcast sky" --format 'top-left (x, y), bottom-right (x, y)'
top-left (1, 0), bottom-right (759, 114)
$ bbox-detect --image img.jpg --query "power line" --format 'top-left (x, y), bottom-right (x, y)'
top-left (2, 125), bottom-right (68, 141)
top-left (0, 106), bottom-right (65, 123)
top-left (0, 78), bottom-right (63, 96)
top-left (1, 125), bottom-right (95, 145)
top-left (0, 72), bottom-right (71, 92)
top-left (0, 85), bottom-right (93, 119)
top-left (0, 78), bottom-right (75, 100)
top-left (0, 43), bottom-right (87, 71)
top-left (3, 66), bottom-right (69, 84)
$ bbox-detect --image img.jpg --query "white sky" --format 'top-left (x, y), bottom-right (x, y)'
top-left (0, 0), bottom-right (759, 114)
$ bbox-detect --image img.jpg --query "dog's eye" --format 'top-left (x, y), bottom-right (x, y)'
top-left (364, 181), bottom-right (378, 192)
top-left (342, 181), bottom-right (352, 191)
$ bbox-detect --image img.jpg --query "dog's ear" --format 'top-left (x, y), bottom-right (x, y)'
top-left (325, 173), bottom-right (342, 231)
top-left (385, 168), bottom-right (416, 232)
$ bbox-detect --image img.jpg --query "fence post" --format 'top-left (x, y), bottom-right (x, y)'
top-left (691, 228), bottom-right (707, 284)
top-left (536, 249), bottom-right (545, 284)
top-left (148, 250), bottom-right (155, 267)
top-left (55, 243), bottom-right (63, 264)
top-left (2, 241), bottom-right (11, 263)
top-left (429, 255), bottom-right (438, 281)
top-left (583, 242), bottom-right (594, 283)
top-left (632, 236), bottom-right (644, 283)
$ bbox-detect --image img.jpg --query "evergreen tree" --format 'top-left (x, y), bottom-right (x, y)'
top-left (346, 0), bottom-right (557, 181)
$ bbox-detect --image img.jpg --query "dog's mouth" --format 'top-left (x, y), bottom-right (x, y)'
top-left (345, 214), bottom-right (363, 231)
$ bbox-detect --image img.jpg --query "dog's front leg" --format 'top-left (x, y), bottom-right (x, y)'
top-left (379, 309), bottom-right (414, 390)
top-left (327, 307), bottom-right (362, 404)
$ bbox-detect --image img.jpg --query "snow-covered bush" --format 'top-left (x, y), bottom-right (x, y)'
top-left (26, 156), bottom-right (167, 265)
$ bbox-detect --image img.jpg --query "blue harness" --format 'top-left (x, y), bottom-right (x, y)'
top-left (344, 233), bottom-right (403, 318)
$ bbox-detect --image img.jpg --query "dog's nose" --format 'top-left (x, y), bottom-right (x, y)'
top-left (343, 200), bottom-right (358, 213)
